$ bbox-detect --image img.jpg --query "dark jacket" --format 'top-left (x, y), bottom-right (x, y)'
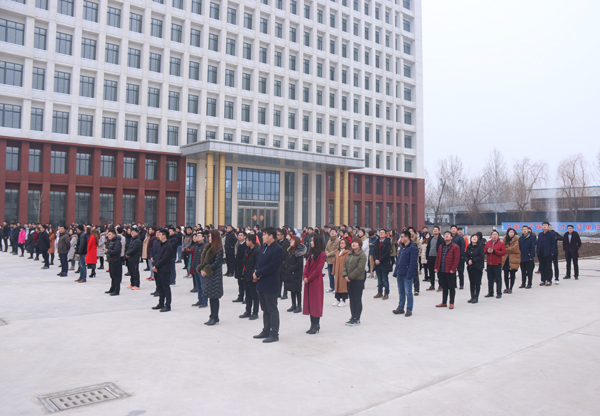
top-left (536, 230), bottom-right (556, 257)
top-left (519, 233), bottom-right (536, 262)
top-left (393, 241), bottom-right (419, 279)
top-left (466, 243), bottom-right (485, 272)
top-left (563, 231), bottom-right (582, 258)
top-left (126, 235), bottom-right (143, 261)
top-left (167, 234), bottom-right (179, 258)
top-left (452, 234), bottom-right (465, 259)
top-left (425, 235), bottom-right (444, 258)
top-left (285, 244), bottom-right (306, 292)
top-left (373, 238), bottom-right (392, 273)
top-left (254, 242), bottom-right (284, 294)
top-left (234, 241), bottom-right (247, 279)
top-left (106, 237), bottom-right (122, 263)
top-left (224, 231), bottom-right (237, 254)
top-left (150, 238), bottom-right (161, 260)
top-left (57, 232), bottom-right (70, 254)
top-left (26, 230), bottom-right (35, 253)
top-left (434, 242), bottom-right (461, 273)
top-left (190, 241), bottom-right (206, 272)
top-left (153, 239), bottom-right (174, 273)
top-left (197, 244), bottom-right (223, 299)
top-left (278, 238), bottom-right (290, 276)
top-left (76, 232), bottom-right (88, 255)
top-left (37, 231), bottom-right (50, 251)
top-left (243, 244), bottom-right (261, 282)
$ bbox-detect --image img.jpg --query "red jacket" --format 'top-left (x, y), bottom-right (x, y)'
top-left (303, 252), bottom-right (326, 318)
top-left (484, 240), bottom-right (506, 266)
top-left (86, 235), bottom-right (98, 265)
top-left (434, 243), bottom-right (460, 273)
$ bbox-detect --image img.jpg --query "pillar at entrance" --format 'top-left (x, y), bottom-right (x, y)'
top-left (218, 153), bottom-right (226, 228)
top-left (206, 152), bottom-right (214, 226)
top-left (334, 166), bottom-right (341, 226)
top-left (342, 167), bottom-right (349, 226)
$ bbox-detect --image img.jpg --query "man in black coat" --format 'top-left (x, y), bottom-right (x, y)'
top-left (167, 227), bottom-right (179, 285)
top-left (126, 228), bottom-right (143, 289)
top-left (232, 231), bottom-right (247, 303)
top-left (425, 226), bottom-right (444, 291)
top-left (240, 234), bottom-right (261, 320)
top-left (549, 225), bottom-right (563, 283)
top-left (277, 228), bottom-right (290, 299)
top-left (451, 225), bottom-right (466, 289)
top-left (75, 225), bottom-right (88, 282)
top-left (224, 225), bottom-right (237, 277)
top-left (152, 229), bottom-right (174, 312)
top-left (106, 229), bottom-right (122, 295)
top-left (56, 225), bottom-right (70, 277)
top-left (563, 225), bottom-right (582, 280)
top-left (1, 221), bottom-right (8, 252)
top-left (37, 224), bottom-right (51, 269)
top-left (373, 229), bottom-right (392, 299)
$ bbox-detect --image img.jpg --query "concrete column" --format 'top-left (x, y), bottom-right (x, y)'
top-left (195, 157), bottom-right (206, 227)
top-left (342, 167), bottom-right (349, 226)
top-left (205, 152), bottom-right (214, 226)
top-left (218, 153), bottom-right (226, 228)
top-left (334, 166), bottom-right (341, 226)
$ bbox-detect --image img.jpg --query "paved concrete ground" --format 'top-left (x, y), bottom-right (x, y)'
top-left (1, 253), bottom-right (599, 416)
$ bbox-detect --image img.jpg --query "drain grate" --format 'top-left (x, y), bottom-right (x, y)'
top-left (38, 382), bottom-right (128, 412)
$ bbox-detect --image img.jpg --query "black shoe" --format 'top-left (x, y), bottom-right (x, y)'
top-left (152, 305), bottom-right (164, 310)
top-left (239, 312), bottom-right (251, 319)
top-left (471, 299), bottom-right (478, 304)
top-left (519, 284), bottom-right (526, 288)
top-left (293, 306), bottom-right (302, 313)
top-left (467, 298), bottom-right (473, 303)
top-left (198, 304), bottom-right (208, 308)
top-left (190, 288), bottom-right (198, 293)
top-left (459, 286), bottom-right (464, 290)
top-left (58, 273), bottom-right (67, 277)
top-left (160, 307), bottom-right (171, 312)
top-left (192, 302), bottom-right (202, 307)
top-left (563, 276), bottom-right (571, 279)
top-left (204, 318), bottom-right (219, 326)
top-left (232, 297), bottom-right (243, 303)
top-left (526, 284), bottom-right (532, 289)
top-left (143, 268), bottom-right (150, 271)
top-left (41, 266), bottom-right (49, 269)
top-left (50, 262), bottom-right (54, 265)
top-left (281, 294), bottom-right (288, 300)
top-left (110, 292), bottom-right (119, 296)
top-left (249, 314), bottom-right (258, 320)
top-left (154, 293), bottom-right (160, 297)
top-left (98, 266), bottom-right (104, 270)
top-left (105, 291), bottom-right (114, 294)
top-left (574, 276), bottom-right (579, 280)
top-left (125, 272), bottom-right (130, 276)
top-left (150, 292), bottom-right (157, 296)
top-left (496, 294), bottom-right (502, 299)
top-left (306, 325), bottom-right (320, 335)
top-left (484, 293), bottom-right (494, 298)
top-left (263, 335), bottom-right (279, 343)
top-left (253, 331), bottom-right (269, 339)
top-left (287, 306), bottom-right (296, 312)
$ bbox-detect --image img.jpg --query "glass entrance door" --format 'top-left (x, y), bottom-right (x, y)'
top-left (237, 207), bottom-right (278, 228)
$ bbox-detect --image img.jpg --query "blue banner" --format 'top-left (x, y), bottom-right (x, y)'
top-left (502, 222), bottom-right (600, 234)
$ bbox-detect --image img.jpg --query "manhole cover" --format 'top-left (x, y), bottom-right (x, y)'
top-left (38, 382), bottom-right (128, 412)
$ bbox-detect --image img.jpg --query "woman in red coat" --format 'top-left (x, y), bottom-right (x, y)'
top-left (303, 237), bottom-right (326, 334)
top-left (86, 227), bottom-right (99, 278)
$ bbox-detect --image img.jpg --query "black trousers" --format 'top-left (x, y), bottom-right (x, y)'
top-left (59, 253), bottom-right (68, 275)
top-left (347, 278), bottom-right (365, 320)
top-left (109, 261), bottom-right (122, 294)
top-left (439, 272), bottom-right (456, 304)
top-left (237, 278), bottom-right (245, 300)
top-left (129, 260), bottom-right (140, 287)
top-left (427, 256), bottom-right (437, 287)
top-left (467, 268), bottom-right (482, 300)
top-left (552, 253), bottom-right (559, 280)
top-left (225, 252), bottom-right (235, 275)
top-left (259, 292), bottom-right (279, 336)
top-left (41, 249), bottom-right (49, 267)
top-left (504, 269), bottom-right (516, 290)
top-left (290, 291), bottom-right (301, 307)
top-left (539, 255), bottom-right (553, 282)
top-left (457, 258), bottom-right (465, 287)
top-left (156, 271), bottom-right (171, 308)
top-left (520, 260), bottom-right (534, 286)
top-left (209, 298), bottom-right (219, 319)
top-left (244, 279), bottom-right (259, 315)
top-left (486, 264), bottom-right (502, 296)
top-left (99, 257), bottom-right (104, 269)
top-left (565, 253), bottom-right (579, 278)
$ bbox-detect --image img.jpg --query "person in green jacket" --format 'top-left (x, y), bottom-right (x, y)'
top-left (342, 238), bottom-right (367, 326)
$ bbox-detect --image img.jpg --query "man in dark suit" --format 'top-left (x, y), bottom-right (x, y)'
top-left (277, 228), bottom-right (290, 299)
top-left (451, 225), bottom-right (466, 290)
top-left (537, 222), bottom-right (556, 286)
top-left (373, 229), bottom-right (392, 300)
top-left (152, 229), bottom-right (174, 312)
top-left (563, 225), bottom-right (582, 280)
top-left (232, 231), bottom-right (247, 303)
top-left (252, 227), bottom-right (283, 343)
top-left (37, 224), bottom-right (51, 269)
top-left (224, 225), bottom-right (237, 277)
top-left (106, 229), bottom-right (123, 295)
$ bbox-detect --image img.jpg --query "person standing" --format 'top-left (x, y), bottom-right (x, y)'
top-left (373, 229), bottom-right (392, 300)
top-left (563, 225), bottom-right (582, 280)
top-left (126, 227), bottom-right (142, 289)
top-left (47, 227), bottom-right (56, 265)
top-left (75, 225), bottom-right (88, 282)
top-left (393, 231), bottom-right (419, 317)
top-left (285, 237), bottom-right (306, 313)
top-left (197, 230), bottom-right (224, 325)
top-left (18, 226), bottom-right (26, 256)
top-left (223, 225), bottom-right (237, 277)
top-left (451, 225), bottom-right (466, 290)
top-left (152, 229), bottom-right (174, 311)
top-left (332, 239), bottom-right (351, 307)
top-left (466, 234), bottom-right (485, 303)
top-left (434, 231), bottom-right (460, 309)
top-left (167, 227), bottom-right (179, 285)
top-left (1, 221), bottom-right (8, 252)
top-left (425, 226), bottom-right (443, 291)
top-left (105, 229), bottom-right (123, 296)
top-left (37, 224), bottom-right (51, 270)
top-left (484, 230), bottom-right (507, 298)
top-left (325, 229), bottom-right (340, 293)
top-left (277, 228), bottom-right (290, 299)
top-left (502, 228), bottom-right (521, 294)
top-left (181, 226), bottom-right (194, 271)
top-left (549, 225), bottom-right (563, 284)
top-left (518, 225), bottom-right (536, 289)
top-left (233, 230), bottom-right (247, 303)
top-left (86, 227), bottom-right (98, 278)
top-left (239, 233), bottom-right (260, 320)
top-left (97, 227), bottom-right (107, 270)
top-left (56, 225), bottom-right (70, 277)
top-left (536, 222), bottom-right (556, 286)
top-left (343, 239), bottom-right (367, 326)
top-left (302, 236), bottom-right (326, 334)
top-left (190, 232), bottom-right (208, 307)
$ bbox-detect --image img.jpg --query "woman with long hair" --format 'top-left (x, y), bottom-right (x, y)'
top-left (502, 228), bottom-right (521, 294)
top-left (303, 236), bottom-right (326, 334)
top-left (466, 234), bottom-right (485, 303)
top-left (285, 237), bottom-right (306, 313)
top-left (332, 239), bottom-right (351, 306)
top-left (47, 227), bottom-right (56, 265)
top-left (343, 238), bottom-right (367, 325)
top-left (86, 226), bottom-right (99, 278)
top-left (197, 229), bottom-right (224, 326)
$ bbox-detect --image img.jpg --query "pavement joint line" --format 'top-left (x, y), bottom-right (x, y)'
top-left (343, 317), bottom-right (600, 416)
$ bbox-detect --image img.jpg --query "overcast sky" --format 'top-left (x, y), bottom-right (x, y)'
top-left (422, 0), bottom-right (600, 184)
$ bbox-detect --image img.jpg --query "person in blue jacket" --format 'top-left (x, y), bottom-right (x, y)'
top-left (252, 227), bottom-right (284, 344)
top-left (392, 230), bottom-right (419, 317)
top-left (518, 225), bottom-right (536, 289)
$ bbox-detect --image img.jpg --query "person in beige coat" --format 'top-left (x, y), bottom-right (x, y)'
top-left (332, 239), bottom-right (351, 307)
top-left (502, 228), bottom-right (521, 294)
top-left (325, 229), bottom-right (340, 293)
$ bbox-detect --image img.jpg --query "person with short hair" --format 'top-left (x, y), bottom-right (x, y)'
top-left (224, 225), bottom-right (237, 277)
top-left (197, 230), bottom-right (224, 325)
top-left (240, 234), bottom-right (260, 320)
top-left (393, 230), bottom-right (419, 317)
top-left (425, 226), bottom-right (443, 291)
top-left (56, 225), bottom-right (70, 277)
top-left (373, 229), bottom-right (392, 300)
top-left (466, 234), bottom-right (485, 303)
top-left (518, 225), bottom-right (536, 289)
top-left (233, 231), bottom-right (247, 303)
top-left (434, 231), bottom-right (461, 309)
top-left (106, 229), bottom-right (123, 295)
top-left (484, 230), bottom-right (507, 297)
top-left (450, 225), bottom-right (466, 290)
top-left (126, 227), bottom-right (143, 289)
top-left (563, 224), bottom-right (582, 280)
top-left (152, 229), bottom-right (174, 311)
top-left (285, 237), bottom-right (306, 313)
top-left (343, 238), bottom-right (367, 326)
top-left (276, 228), bottom-right (290, 299)
top-left (536, 222), bottom-right (555, 286)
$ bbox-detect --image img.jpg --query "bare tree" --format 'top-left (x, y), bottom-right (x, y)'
top-left (440, 155), bottom-right (466, 224)
top-left (28, 190), bottom-right (45, 223)
top-left (463, 173), bottom-right (490, 225)
top-left (483, 149), bottom-right (510, 227)
top-left (557, 154), bottom-right (589, 221)
top-left (425, 168), bottom-right (447, 225)
top-left (595, 150), bottom-right (600, 185)
top-left (511, 158), bottom-right (547, 221)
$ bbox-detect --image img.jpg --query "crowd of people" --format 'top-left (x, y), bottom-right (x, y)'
top-left (1, 219), bottom-right (584, 343)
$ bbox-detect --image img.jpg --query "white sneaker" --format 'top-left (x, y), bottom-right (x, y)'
top-left (332, 300), bottom-right (340, 306)
top-left (338, 300), bottom-right (346, 307)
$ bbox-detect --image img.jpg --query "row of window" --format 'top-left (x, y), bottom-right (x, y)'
top-left (4, 145), bottom-right (179, 180)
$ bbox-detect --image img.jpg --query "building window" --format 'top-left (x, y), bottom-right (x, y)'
top-left (122, 157), bottom-right (137, 179)
top-left (258, 107), bottom-right (266, 125)
top-left (405, 135), bottom-right (412, 149)
top-left (105, 43), bottom-right (119, 64)
top-left (224, 101), bottom-right (234, 119)
top-left (243, 43), bottom-right (252, 60)
top-left (404, 158), bottom-right (413, 173)
top-left (210, 2), bottom-right (220, 19)
top-left (130, 13), bottom-right (143, 33)
top-left (165, 196), bottom-right (177, 225)
top-left (52, 110), bottom-right (69, 134)
top-left (237, 168), bottom-right (280, 201)
top-left (171, 23), bottom-right (182, 42)
top-left (57, 0), bottom-right (74, 16)
top-left (102, 117), bottom-right (116, 139)
top-left (187, 128), bottom-right (198, 143)
top-left (166, 161), bottom-right (178, 181)
top-left (241, 135), bottom-right (250, 144)
top-left (149, 53), bottom-right (161, 72)
top-left (186, 163), bottom-right (197, 226)
top-left (169, 57), bottom-right (181, 77)
top-left (0, 61), bottom-right (23, 87)
top-left (56, 32), bottom-right (73, 55)
top-left (168, 91), bottom-right (180, 111)
top-left (83, 1), bottom-right (98, 22)
top-left (151, 18), bottom-right (163, 38)
top-left (192, 0), bottom-right (202, 14)
top-left (124, 120), bottom-right (138, 141)
top-left (188, 94), bottom-right (199, 114)
top-left (30, 108), bottom-right (43, 131)
top-left (74, 192), bottom-right (91, 224)
top-left (259, 47), bottom-right (267, 63)
top-left (49, 150), bottom-right (67, 174)
top-left (49, 191), bottom-right (67, 226)
top-left (207, 65), bottom-right (217, 83)
top-left (226, 38), bottom-right (235, 55)
top-left (4, 189), bottom-right (18, 223)
top-left (206, 98), bottom-right (217, 116)
top-left (167, 126), bottom-right (179, 145)
top-left (32, 67), bottom-right (45, 90)
top-left (145, 123), bottom-right (159, 144)
top-left (107, 7), bottom-right (121, 28)
top-left (144, 195), bottom-right (157, 226)
top-left (121, 194), bottom-right (136, 224)
top-left (54, 71), bottom-right (70, 94)
top-left (145, 159), bottom-right (158, 180)
top-left (404, 111), bottom-right (412, 125)
top-left (258, 77), bottom-right (266, 93)
top-left (76, 153), bottom-right (91, 175)
top-left (78, 114), bottom-right (93, 137)
top-left (100, 155), bottom-right (115, 177)
top-left (34, 27), bottom-right (47, 50)
top-left (99, 193), bottom-right (114, 223)
top-left (244, 12), bottom-right (252, 29)
top-left (128, 48), bottom-right (141, 69)
top-left (225, 69), bottom-right (235, 87)
top-left (208, 33), bottom-right (219, 51)
top-left (0, 19), bottom-right (24, 45)
top-left (148, 87), bottom-right (160, 108)
top-left (189, 61), bottom-right (200, 80)
top-left (5, 146), bottom-right (19, 171)
top-left (103, 80), bottom-right (118, 101)
top-left (190, 29), bottom-right (201, 47)
top-left (81, 38), bottom-right (97, 60)
top-left (126, 84), bottom-right (139, 105)
top-left (241, 104), bottom-right (250, 122)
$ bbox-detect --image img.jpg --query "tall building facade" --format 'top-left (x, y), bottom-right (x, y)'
top-left (1, 0), bottom-right (424, 229)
